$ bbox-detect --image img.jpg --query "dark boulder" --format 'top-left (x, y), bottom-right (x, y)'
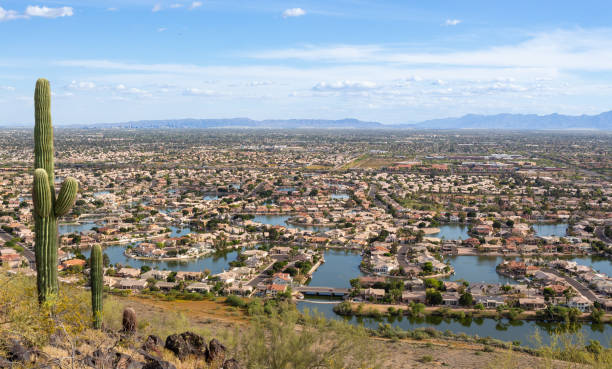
top-left (222, 358), bottom-right (241, 369)
top-left (205, 339), bottom-right (227, 366)
top-left (164, 332), bottom-right (207, 360)
top-left (142, 335), bottom-right (164, 353)
top-left (6, 340), bottom-right (35, 363)
top-left (140, 351), bottom-right (177, 369)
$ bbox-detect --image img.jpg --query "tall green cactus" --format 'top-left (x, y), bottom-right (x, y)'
top-left (90, 244), bottom-right (103, 329)
top-left (32, 78), bottom-right (79, 303)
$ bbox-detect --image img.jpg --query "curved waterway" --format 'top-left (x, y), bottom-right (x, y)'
top-left (82, 245), bottom-right (239, 274)
top-left (533, 223), bottom-right (568, 237)
top-left (306, 249), bottom-right (364, 288)
top-left (432, 224), bottom-right (469, 240)
top-left (297, 300), bottom-right (611, 348)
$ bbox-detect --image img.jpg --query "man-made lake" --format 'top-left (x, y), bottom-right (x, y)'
top-left (306, 249), bottom-right (364, 288)
top-left (533, 223), bottom-right (567, 237)
top-left (445, 255), bottom-right (517, 285)
top-left (296, 301), bottom-right (611, 348)
top-left (432, 224), bottom-right (469, 240)
top-left (83, 246), bottom-right (238, 274)
top-left (59, 222), bottom-right (98, 235)
top-left (253, 215), bottom-right (332, 233)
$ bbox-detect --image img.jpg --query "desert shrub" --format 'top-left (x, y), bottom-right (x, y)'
top-left (225, 294), bottom-right (247, 308)
top-left (233, 308), bottom-right (379, 369)
top-left (0, 272), bottom-right (91, 348)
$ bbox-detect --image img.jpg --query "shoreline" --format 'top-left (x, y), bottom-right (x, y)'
top-left (328, 301), bottom-right (612, 324)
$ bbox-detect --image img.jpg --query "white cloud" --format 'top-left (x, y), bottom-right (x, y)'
top-left (25, 6), bottom-right (73, 18)
top-left (0, 6), bottom-right (24, 21)
top-left (190, 1), bottom-right (203, 10)
top-left (249, 29), bottom-right (612, 72)
top-left (170, 3), bottom-right (184, 8)
top-left (445, 19), bottom-right (461, 26)
top-left (1, 5), bottom-right (73, 21)
top-left (107, 7), bottom-right (118, 12)
top-left (313, 80), bottom-right (377, 91)
top-left (183, 88), bottom-right (215, 96)
top-left (152, 4), bottom-right (162, 12)
top-left (66, 80), bottom-right (96, 90)
top-left (0, 86), bottom-right (15, 91)
top-left (158, 27), bottom-right (167, 32)
top-left (283, 8), bottom-right (306, 18)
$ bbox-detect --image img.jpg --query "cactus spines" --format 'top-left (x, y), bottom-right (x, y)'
top-left (32, 78), bottom-right (79, 303)
top-left (90, 244), bottom-right (103, 329)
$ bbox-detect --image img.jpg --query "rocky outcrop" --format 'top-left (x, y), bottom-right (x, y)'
top-left (222, 358), bottom-right (241, 369)
top-left (140, 351), bottom-right (177, 369)
top-left (206, 338), bottom-right (227, 366)
top-left (84, 348), bottom-right (144, 369)
top-left (164, 332), bottom-right (207, 360)
top-left (142, 335), bottom-right (164, 353)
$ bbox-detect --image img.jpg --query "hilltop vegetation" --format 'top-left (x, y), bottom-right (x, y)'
top-left (1, 272), bottom-right (612, 368)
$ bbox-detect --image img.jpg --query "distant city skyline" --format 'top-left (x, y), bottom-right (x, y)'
top-left (1, 0), bottom-right (612, 125)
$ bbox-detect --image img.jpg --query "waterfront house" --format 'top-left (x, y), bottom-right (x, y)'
top-left (519, 297), bottom-right (546, 310)
top-left (176, 271), bottom-right (203, 281)
top-left (475, 296), bottom-right (505, 309)
top-left (118, 278), bottom-right (147, 290)
top-left (267, 283), bottom-right (287, 297)
top-left (117, 267), bottom-right (141, 278)
top-left (401, 291), bottom-right (426, 304)
top-left (362, 288), bottom-right (385, 301)
top-left (442, 292), bottom-right (460, 306)
top-left (567, 296), bottom-right (592, 312)
top-left (272, 273), bottom-right (292, 285)
top-left (141, 269), bottom-right (172, 281)
top-left (156, 281), bottom-right (178, 291)
top-left (186, 282), bottom-right (211, 293)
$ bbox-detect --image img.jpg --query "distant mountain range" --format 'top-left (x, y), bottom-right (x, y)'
top-left (4, 111), bottom-right (612, 130)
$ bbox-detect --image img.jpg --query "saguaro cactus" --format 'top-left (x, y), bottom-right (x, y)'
top-left (90, 244), bottom-right (103, 329)
top-left (32, 78), bottom-right (78, 303)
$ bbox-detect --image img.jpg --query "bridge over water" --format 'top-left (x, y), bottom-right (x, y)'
top-left (295, 286), bottom-right (350, 297)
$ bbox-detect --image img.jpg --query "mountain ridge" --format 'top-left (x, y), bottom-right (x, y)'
top-left (2, 111), bottom-right (612, 130)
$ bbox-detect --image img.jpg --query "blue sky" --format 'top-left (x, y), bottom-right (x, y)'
top-left (1, 0), bottom-right (612, 125)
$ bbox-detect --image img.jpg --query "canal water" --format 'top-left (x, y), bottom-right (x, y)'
top-left (253, 215), bottom-right (332, 233)
top-left (82, 245), bottom-right (239, 274)
top-left (432, 224), bottom-right (469, 240)
top-left (306, 249), bottom-right (364, 288)
top-left (444, 255), bottom-right (517, 285)
top-left (296, 300), bottom-right (611, 348)
top-left (533, 223), bottom-right (567, 237)
top-left (59, 222), bottom-right (98, 235)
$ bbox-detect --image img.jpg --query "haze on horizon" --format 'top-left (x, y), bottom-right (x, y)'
top-left (1, 0), bottom-right (612, 126)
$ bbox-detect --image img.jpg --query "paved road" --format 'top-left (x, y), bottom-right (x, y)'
top-left (595, 227), bottom-right (612, 245)
top-left (397, 245), bottom-right (412, 269)
top-left (543, 267), bottom-right (598, 302)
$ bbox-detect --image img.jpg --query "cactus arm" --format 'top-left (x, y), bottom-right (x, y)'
top-left (33, 168), bottom-right (52, 218)
top-left (55, 177), bottom-right (78, 217)
top-left (34, 78), bottom-right (55, 188)
top-left (90, 244), bottom-right (103, 329)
